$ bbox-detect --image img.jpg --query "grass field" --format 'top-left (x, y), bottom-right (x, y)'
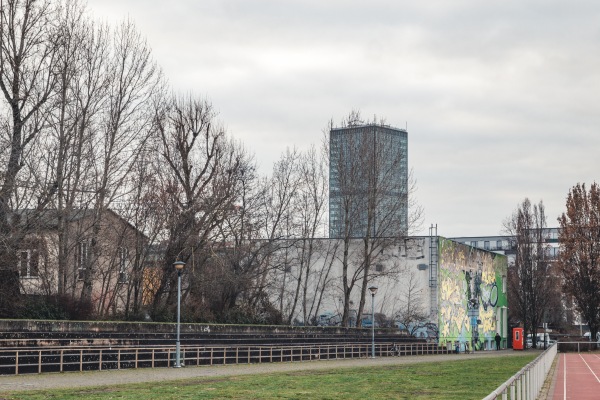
top-left (3, 355), bottom-right (537, 400)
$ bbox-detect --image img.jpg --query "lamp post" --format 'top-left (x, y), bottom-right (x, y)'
top-left (368, 285), bottom-right (378, 358)
top-left (173, 261), bottom-right (185, 367)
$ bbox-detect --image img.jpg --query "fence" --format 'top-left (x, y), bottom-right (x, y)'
top-left (483, 342), bottom-right (557, 400)
top-left (0, 341), bottom-right (450, 375)
top-left (556, 341), bottom-right (599, 353)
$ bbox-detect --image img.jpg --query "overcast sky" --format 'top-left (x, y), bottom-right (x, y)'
top-left (86, 0), bottom-right (600, 237)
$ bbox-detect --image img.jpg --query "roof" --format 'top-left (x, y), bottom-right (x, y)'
top-left (10, 209), bottom-right (148, 239)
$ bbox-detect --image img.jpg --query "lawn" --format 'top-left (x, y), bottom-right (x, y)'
top-left (3, 355), bottom-right (537, 400)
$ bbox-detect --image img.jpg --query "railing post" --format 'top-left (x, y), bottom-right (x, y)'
top-left (60, 349), bottom-right (64, 373)
top-left (15, 350), bottom-right (19, 375)
top-left (38, 351), bottom-right (42, 374)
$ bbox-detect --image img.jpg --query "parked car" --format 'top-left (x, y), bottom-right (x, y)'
top-left (316, 312), bottom-right (342, 326)
top-left (583, 332), bottom-right (600, 342)
top-left (361, 314), bottom-right (378, 328)
top-left (526, 333), bottom-right (550, 348)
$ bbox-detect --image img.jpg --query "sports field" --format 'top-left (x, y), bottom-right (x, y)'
top-left (1, 353), bottom-right (537, 400)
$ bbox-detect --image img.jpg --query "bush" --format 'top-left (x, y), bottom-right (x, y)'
top-left (21, 295), bottom-right (95, 320)
top-left (216, 295), bottom-right (283, 325)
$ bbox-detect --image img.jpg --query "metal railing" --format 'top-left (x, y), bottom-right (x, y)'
top-left (555, 341), bottom-right (599, 353)
top-left (483, 342), bottom-right (557, 400)
top-left (0, 342), bottom-right (450, 375)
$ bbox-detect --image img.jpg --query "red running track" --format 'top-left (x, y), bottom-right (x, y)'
top-left (551, 353), bottom-right (600, 400)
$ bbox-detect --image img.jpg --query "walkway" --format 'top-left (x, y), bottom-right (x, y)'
top-left (550, 353), bottom-right (600, 400)
top-left (0, 350), bottom-right (520, 394)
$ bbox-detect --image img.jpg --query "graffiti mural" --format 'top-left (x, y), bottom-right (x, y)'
top-left (437, 238), bottom-right (507, 350)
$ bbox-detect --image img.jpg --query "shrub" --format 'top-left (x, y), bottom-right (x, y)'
top-left (21, 295), bottom-right (95, 320)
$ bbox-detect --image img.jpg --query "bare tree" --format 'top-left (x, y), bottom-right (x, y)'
top-left (150, 95), bottom-right (251, 318)
top-left (257, 148), bottom-right (302, 310)
top-left (270, 145), bottom-right (331, 324)
top-left (208, 173), bottom-right (285, 324)
top-left (305, 239), bottom-right (339, 324)
top-left (394, 267), bottom-right (428, 336)
top-left (557, 183), bottom-right (600, 342)
top-left (0, 0), bottom-right (62, 314)
top-left (119, 147), bottom-right (167, 319)
top-left (0, 0), bottom-right (60, 210)
top-left (326, 112), bottom-right (361, 326)
top-left (327, 111), bottom-right (410, 326)
top-left (296, 145), bottom-right (328, 324)
top-left (40, 3), bottom-right (109, 297)
top-left (504, 198), bottom-right (557, 348)
top-left (80, 19), bottom-right (161, 310)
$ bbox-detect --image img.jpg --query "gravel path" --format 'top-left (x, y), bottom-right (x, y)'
top-left (0, 349), bottom-right (532, 394)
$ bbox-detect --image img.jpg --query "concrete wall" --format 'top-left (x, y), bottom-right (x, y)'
top-left (0, 319), bottom-right (400, 337)
top-left (266, 237), bottom-right (433, 325)
top-left (266, 236), bottom-right (508, 348)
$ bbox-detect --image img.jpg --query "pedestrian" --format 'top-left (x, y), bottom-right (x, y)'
top-left (495, 332), bottom-right (501, 350)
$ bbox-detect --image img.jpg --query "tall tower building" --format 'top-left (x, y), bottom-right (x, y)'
top-left (329, 123), bottom-right (408, 238)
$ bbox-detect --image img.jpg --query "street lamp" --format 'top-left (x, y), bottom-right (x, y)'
top-left (173, 260), bottom-right (185, 367)
top-left (368, 285), bottom-right (378, 358)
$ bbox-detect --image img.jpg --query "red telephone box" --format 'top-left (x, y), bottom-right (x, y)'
top-left (513, 328), bottom-right (524, 350)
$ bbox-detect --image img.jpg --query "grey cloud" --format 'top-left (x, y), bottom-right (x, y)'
top-left (87, 0), bottom-right (600, 236)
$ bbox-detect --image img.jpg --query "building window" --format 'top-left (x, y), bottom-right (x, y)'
top-left (77, 241), bottom-right (90, 280)
top-left (470, 241), bottom-right (477, 247)
top-left (546, 247), bottom-right (560, 258)
top-left (18, 250), bottom-right (39, 278)
top-left (118, 247), bottom-right (129, 283)
top-left (375, 264), bottom-right (384, 272)
top-left (484, 241), bottom-right (490, 250)
top-left (496, 240), bottom-right (502, 250)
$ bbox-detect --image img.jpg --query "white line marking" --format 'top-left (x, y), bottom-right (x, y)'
top-left (579, 353), bottom-right (600, 383)
top-left (564, 354), bottom-right (567, 400)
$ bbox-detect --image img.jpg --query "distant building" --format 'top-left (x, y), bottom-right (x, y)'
top-left (450, 227), bottom-right (561, 264)
top-left (15, 209), bottom-right (145, 314)
top-left (329, 123), bottom-right (408, 238)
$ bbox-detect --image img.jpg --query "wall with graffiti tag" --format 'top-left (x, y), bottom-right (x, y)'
top-left (437, 238), bottom-right (508, 350)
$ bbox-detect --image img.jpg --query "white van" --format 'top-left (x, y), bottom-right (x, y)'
top-left (526, 333), bottom-right (550, 348)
